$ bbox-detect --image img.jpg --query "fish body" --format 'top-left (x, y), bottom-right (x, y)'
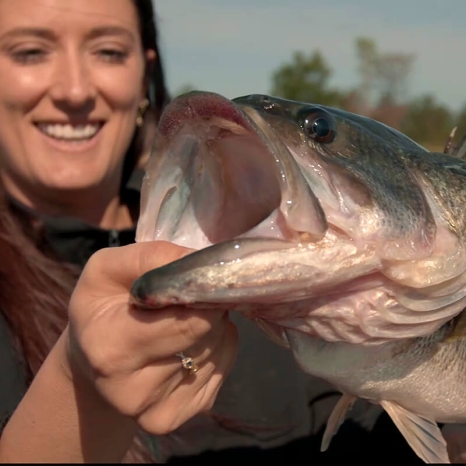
top-left (131, 92), bottom-right (466, 463)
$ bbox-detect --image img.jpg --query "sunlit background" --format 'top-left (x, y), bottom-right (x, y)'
top-left (155, 0), bottom-right (466, 150)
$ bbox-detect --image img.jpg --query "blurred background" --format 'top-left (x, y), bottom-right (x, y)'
top-left (155, 0), bottom-right (466, 151)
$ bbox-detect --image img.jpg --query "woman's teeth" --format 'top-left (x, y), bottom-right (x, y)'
top-left (37, 123), bottom-right (101, 140)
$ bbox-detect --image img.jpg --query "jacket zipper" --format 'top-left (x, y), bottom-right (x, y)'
top-left (108, 229), bottom-right (120, 247)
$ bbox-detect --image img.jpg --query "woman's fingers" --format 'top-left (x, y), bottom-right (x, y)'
top-left (90, 312), bottom-right (233, 416)
top-left (70, 241), bottom-right (228, 369)
top-left (71, 302), bottom-right (229, 376)
top-left (79, 241), bottom-right (193, 295)
top-left (136, 320), bottom-right (239, 434)
top-left (67, 241), bottom-right (239, 436)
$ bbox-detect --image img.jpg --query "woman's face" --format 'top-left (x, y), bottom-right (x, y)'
top-left (0, 0), bottom-right (152, 208)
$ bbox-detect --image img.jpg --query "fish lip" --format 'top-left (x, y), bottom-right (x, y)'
top-left (158, 91), bottom-right (256, 140)
top-left (157, 91), bottom-right (283, 164)
top-left (130, 237), bottom-right (298, 308)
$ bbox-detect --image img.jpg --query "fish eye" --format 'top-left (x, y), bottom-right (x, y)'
top-left (300, 109), bottom-right (336, 144)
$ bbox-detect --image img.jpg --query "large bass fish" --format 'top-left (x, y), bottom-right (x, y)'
top-left (131, 91), bottom-right (466, 463)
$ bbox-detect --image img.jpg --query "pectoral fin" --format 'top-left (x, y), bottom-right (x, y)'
top-left (255, 319), bottom-right (290, 349)
top-left (380, 400), bottom-right (449, 463)
top-left (321, 393), bottom-right (357, 452)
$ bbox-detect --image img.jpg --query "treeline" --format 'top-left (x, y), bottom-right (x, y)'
top-left (270, 37), bottom-right (466, 151)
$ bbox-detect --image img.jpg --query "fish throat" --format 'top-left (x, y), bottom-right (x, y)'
top-left (179, 117), bottom-right (283, 244)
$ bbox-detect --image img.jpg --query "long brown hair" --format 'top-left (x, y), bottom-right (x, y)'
top-left (0, 0), bottom-right (169, 461)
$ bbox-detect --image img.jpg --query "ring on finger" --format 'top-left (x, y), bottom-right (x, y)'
top-left (175, 352), bottom-right (199, 375)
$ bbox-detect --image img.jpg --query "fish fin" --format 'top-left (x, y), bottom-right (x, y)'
top-left (451, 134), bottom-right (466, 160)
top-left (321, 394), bottom-right (357, 452)
top-left (380, 400), bottom-right (449, 464)
top-left (444, 127), bottom-right (457, 154)
top-left (444, 311), bottom-right (466, 343)
top-left (254, 319), bottom-right (290, 348)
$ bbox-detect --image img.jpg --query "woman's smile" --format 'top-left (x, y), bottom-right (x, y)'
top-left (0, 0), bottom-right (153, 216)
top-left (34, 121), bottom-right (105, 152)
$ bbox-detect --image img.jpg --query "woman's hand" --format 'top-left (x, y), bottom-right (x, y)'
top-left (66, 240), bottom-right (238, 435)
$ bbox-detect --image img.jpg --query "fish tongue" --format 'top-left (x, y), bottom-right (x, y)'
top-left (192, 133), bottom-right (282, 243)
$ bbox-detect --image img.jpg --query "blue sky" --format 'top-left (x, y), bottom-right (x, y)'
top-left (155, 0), bottom-right (466, 112)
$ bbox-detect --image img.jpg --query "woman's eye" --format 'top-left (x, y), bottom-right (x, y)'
top-left (11, 48), bottom-right (47, 64)
top-left (97, 49), bottom-right (128, 63)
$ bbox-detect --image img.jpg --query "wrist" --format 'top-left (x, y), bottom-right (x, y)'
top-left (57, 328), bottom-right (140, 460)
top-left (0, 328), bottom-right (138, 463)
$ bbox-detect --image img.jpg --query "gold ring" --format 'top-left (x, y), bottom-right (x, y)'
top-left (175, 352), bottom-right (199, 375)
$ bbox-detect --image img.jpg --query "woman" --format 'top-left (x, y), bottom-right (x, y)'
top-left (0, 0), bottom-right (237, 462)
top-left (0, 0), bottom-right (451, 464)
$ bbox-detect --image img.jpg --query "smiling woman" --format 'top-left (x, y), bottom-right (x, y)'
top-left (0, 0), bottom-right (154, 227)
top-left (0, 0), bottom-right (236, 463)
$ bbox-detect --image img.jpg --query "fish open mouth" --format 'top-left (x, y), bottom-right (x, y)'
top-left (137, 92), bottom-right (326, 249)
top-left (132, 92), bottom-right (466, 348)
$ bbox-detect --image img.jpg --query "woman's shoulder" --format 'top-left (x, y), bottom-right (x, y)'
top-left (0, 311), bottom-right (28, 431)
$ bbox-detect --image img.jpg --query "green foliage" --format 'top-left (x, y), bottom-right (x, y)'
top-left (270, 51), bottom-right (347, 107)
top-left (268, 37), bottom-right (464, 150)
top-left (401, 95), bottom-right (454, 148)
top-left (355, 36), bottom-right (415, 105)
top-left (355, 37), bottom-right (378, 105)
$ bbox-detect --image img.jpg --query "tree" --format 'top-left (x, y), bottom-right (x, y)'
top-left (355, 37), bottom-right (378, 107)
top-left (355, 37), bottom-right (415, 106)
top-left (401, 95), bottom-right (454, 150)
top-left (376, 53), bottom-right (415, 104)
top-left (270, 51), bottom-right (347, 107)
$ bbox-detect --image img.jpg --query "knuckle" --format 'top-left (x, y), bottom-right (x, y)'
top-left (199, 391), bottom-right (217, 413)
top-left (82, 248), bottom-right (109, 275)
top-left (80, 247), bottom-right (118, 285)
top-left (192, 380), bottom-right (222, 416)
top-left (138, 408), bottom-right (182, 436)
top-left (87, 348), bottom-right (119, 379)
top-left (100, 386), bottom-right (150, 419)
top-left (173, 314), bottom-right (213, 347)
top-left (79, 331), bottom-right (124, 379)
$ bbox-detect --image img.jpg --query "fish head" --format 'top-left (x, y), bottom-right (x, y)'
top-left (132, 91), bottom-right (466, 347)
top-left (137, 91), bottom-right (430, 254)
top-left (131, 92), bottom-right (466, 465)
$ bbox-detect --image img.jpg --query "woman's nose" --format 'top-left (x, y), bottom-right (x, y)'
top-left (49, 51), bottom-right (96, 109)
